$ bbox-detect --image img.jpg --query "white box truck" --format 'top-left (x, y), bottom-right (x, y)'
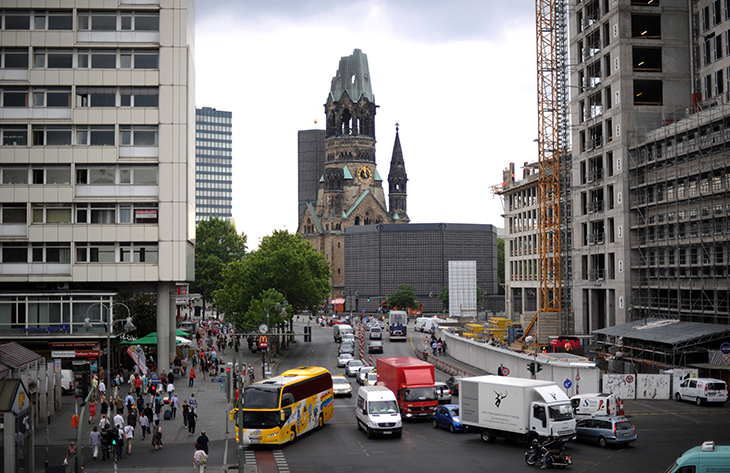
top-left (460, 375), bottom-right (576, 446)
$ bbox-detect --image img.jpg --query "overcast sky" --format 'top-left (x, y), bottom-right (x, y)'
top-left (195, 0), bottom-right (538, 249)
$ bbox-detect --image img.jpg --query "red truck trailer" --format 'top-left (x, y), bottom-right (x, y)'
top-left (377, 356), bottom-right (438, 419)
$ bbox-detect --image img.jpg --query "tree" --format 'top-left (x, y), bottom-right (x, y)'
top-left (215, 230), bottom-right (331, 330)
top-left (497, 237), bottom-right (505, 295)
top-left (240, 289), bottom-right (293, 333)
top-left (190, 216), bottom-right (247, 311)
top-left (118, 293), bottom-right (157, 338)
top-left (387, 284), bottom-right (418, 311)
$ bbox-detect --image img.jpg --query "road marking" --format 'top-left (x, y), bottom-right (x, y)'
top-left (223, 439), bottom-right (228, 465)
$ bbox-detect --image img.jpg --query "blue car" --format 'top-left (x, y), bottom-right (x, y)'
top-left (432, 404), bottom-right (468, 433)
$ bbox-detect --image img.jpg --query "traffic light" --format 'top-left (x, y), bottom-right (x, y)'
top-left (367, 297), bottom-right (370, 302)
top-left (304, 325), bottom-right (311, 342)
top-left (527, 362), bottom-right (535, 376)
top-left (536, 363), bottom-right (543, 373)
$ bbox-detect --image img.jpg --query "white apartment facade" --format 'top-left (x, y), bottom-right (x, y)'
top-left (0, 1), bottom-right (195, 375)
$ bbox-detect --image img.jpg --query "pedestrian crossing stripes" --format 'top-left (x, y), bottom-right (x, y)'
top-left (273, 450), bottom-right (290, 473)
top-left (244, 449), bottom-right (257, 464)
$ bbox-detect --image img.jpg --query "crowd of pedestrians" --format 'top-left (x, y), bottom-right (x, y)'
top-left (64, 318), bottom-right (239, 471)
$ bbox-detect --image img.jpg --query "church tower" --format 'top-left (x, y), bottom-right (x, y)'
top-left (298, 49), bottom-right (407, 300)
top-left (388, 125), bottom-right (409, 222)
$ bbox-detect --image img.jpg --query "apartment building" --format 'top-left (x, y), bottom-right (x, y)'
top-left (195, 107), bottom-right (232, 223)
top-left (0, 1), bottom-right (195, 372)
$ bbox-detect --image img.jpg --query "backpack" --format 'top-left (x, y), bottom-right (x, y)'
top-left (197, 452), bottom-right (207, 465)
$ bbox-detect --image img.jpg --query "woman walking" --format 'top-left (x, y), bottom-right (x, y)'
top-left (151, 419), bottom-right (163, 450)
top-left (193, 444), bottom-right (208, 473)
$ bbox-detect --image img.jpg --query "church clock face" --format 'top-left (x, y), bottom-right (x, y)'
top-left (357, 165), bottom-right (373, 183)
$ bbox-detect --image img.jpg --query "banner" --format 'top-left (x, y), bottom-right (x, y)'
top-left (127, 345), bottom-right (148, 375)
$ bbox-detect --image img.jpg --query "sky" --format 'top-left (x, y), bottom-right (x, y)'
top-left (194, 0), bottom-right (539, 249)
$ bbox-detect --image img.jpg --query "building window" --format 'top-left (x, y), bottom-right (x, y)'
top-left (119, 88), bottom-right (159, 107)
top-left (716, 69), bottom-right (725, 96)
top-left (32, 243), bottom-right (71, 263)
top-left (634, 80), bottom-right (663, 105)
top-left (1, 243), bottom-right (28, 263)
top-left (32, 204), bottom-right (72, 224)
top-left (75, 126), bottom-right (115, 146)
top-left (2, 87), bottom-right (29, 107)
top-left (32, 125), bottom-right (72, 146)
top-left (33, 10), bottom-right (73, 30)
top-left (2, 10), bottom-right (31, 30)
top-left (75, 242), bottom-right (115, 263)
top-left (78, 11), bottom-right (159, 32)
top-left (33, 49), bottom-right (72, 68)
top-left (0, 127), bottom-right (28, 146)
top-left (0, 204), bottom-right (27, 223)
top-left (2, 48), bottom-right (29, 68)
top-left (1, 167), bottom-right (28, 184)
top-left (31, 167), bottom-right (71, 184)
top-left (120, 126), bottom-right (159, 146)
top-left (715, 35), bottom-right (724, 61)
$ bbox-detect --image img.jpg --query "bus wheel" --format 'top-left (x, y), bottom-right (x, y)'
top-left (318, 414), bottom-right (324, 429)
top-left (289, 428), bottom-right (297, 443)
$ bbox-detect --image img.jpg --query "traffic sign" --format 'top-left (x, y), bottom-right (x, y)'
top-left (211, 378), bottom-right (225, 383)
top-left (564, 379), bottom-right (572, 389)
top-left (626, 374), bottom-right (635, 384)
top-left (502, 367), bottom-right (510, 376)
top-left (258, 335), bottom-right (268, 348)
top-left (721, 342), bottom-right (730, 355)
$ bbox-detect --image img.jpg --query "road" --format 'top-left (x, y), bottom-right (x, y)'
top-left (264, 319), bottom-right (730, 473)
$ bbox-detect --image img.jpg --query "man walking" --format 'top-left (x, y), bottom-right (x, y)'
top-left (187, 407), bottom-right (197, 435)
top-left (124, 423), bottom-right (135, 456)
top-left (171, 394), bottom-right (180, 418)
top-left (189, 368), bottom-right (196, 387)
top-left (196, 430), bottom-right (209, 454)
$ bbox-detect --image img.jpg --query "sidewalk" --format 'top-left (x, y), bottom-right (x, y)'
top-left (35, 343), bottom-right (270, 473)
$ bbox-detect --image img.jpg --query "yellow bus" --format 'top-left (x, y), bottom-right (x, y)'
top-left (230, 366), bottom-right (334, 445)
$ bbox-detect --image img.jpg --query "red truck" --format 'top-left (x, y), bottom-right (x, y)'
top-left (377, 356), bottom-right (438, 419)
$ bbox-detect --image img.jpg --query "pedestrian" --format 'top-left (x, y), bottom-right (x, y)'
top-left (154, 393), bottom-right (163, 420)
top-left (139, 411), bottom-right (149, 440)
top-left (134, 375), bottom-right (143, 397)
top-left (182, 400), bottom-right (190, 427)
top-left (196, 430), bottom-right (209, 455)
top-left (100, 395), bottom-right (108, 417)
top-left (114, 395), bottom-right (124, 416)
top-left (115, 424), bottom-right (124, 459)
top-left (88, 397), bottom-right (97, 425)
top-left (151, 419), bottom-right (163, 450)
top-left (167, 370), bottom-right (175, 386)
top-left (127, 407), bottom-right (137, 430)
top-left (160, 370), bottom-right (167, 392)
top-left (193, 444), bottom-right (208, 473)
top-left (423, 349), bottom-right (428, 362)
top-left (187, 407), bottom-right (198, 435)
top-left (89, 426), bottom-right (101, 461)
top-left (442, 340), bottom-right (448, 355)
top-left (113, 410), bottom-right (124, 429)
top-left (166, 380), bottom-right (175, 399)
top-left (188, 393), bottom-right (198, 410)
top-left (124, 423), bottom-right (135, 455)
top-left (432, 340), bottom-right (438, 356)
top-left (189, 368), bottom-right (196, 387)
top-left (98, 379), bottom-right (106, 398)
top-left (143, 403), bottom-right (153, 426)
top-left (249, 365), bottom-right (255, 383)
top-left (125, 392), bottom-right (135, 414)
top-left (99, 413), bottom-right (110, 431)
top-left (171, 393), bottom-right (180, 418)
top-left (62, 440), bottom-right (76, 470)
top-left (437, 341), bottom-right (443, 356)
top-left (498, 363), bottom-right (505, 376)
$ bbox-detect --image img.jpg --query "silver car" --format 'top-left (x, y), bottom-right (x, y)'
top-left (337, 353), bottom-right (354, 368)
top-left (346, 359), bottom-right (365, 377)
top-left (435, 381), bottom-right (452, 403)
top-left (357, 366), bottom-right (376, 385)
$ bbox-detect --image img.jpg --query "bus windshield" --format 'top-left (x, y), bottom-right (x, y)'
top-left (243, 386), bottom-right (281, 409)
top-left (242, 410), bottom-right (281, 429)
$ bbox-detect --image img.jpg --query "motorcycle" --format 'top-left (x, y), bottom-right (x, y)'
top-left (524, 443), bottom-right (572, 468)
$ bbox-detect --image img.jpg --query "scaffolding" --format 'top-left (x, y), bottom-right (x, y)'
top-left (628, 97), bottom-right (730, 327)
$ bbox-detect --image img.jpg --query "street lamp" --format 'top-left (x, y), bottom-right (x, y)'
top-left (260, 292), bottom-right (288, 379)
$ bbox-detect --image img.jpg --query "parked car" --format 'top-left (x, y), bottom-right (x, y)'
top-left (332, 375), bottom-right (353, 397)
top-left (432, 404), bottom-right (468, 432)
top-left (337, 353), bottom-right (354, 368)
top-left (446, 375), bottom-right (467, 396)
top-left (339, 342), bottom-right (355, 356)
top-left (367, 340), bottom-right (384, 353)
top-left (357, 366), bottom-right (376, 385)
top-left (575, 416), bottom-right (637, 448)
top-left (435, 381), bottom-right (451, 403)
top-left (674, 378), bottom-right (728, 405)
top-left (346, 359), bottom-right (365, 377)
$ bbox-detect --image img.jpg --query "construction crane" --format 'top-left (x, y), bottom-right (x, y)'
top-left (522, 0), bottom-right (571, 344)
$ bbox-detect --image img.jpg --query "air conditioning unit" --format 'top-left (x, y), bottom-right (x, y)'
top-left (58, 283), bottom-right (70, 290)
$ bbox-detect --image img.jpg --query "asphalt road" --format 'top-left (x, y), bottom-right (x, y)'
top-left (265, 320), bottom-right (730, 473)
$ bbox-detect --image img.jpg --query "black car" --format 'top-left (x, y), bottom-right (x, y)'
top-left (446, 376), bottom-right (467, 396)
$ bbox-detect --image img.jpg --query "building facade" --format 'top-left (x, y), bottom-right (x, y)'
top-left (195, 107), bottom-right (233, 223)
top-left (298, 49), bottom-right (409, 299)
top-left (0, 1), bottom-right (195, 373)
top-left (297, 129), bottom-right (326, 222)
top-left (569, 0), bottom-right (692, 333)
top-left (343, 223), bottom-right (499, 314)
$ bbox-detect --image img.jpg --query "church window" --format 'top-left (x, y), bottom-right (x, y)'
top-left (354, 216), bottom-right (360, 225)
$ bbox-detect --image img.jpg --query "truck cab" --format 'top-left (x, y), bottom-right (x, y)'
top-left (530, 402), bottom-right (575, 442)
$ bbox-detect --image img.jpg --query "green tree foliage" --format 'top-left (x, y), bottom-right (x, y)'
top-left (215, 230), bottom-right (331, 330)
top-left (438, 286), bottom-right (449, 310)
top-left (118, 293), bottom-right (157, 338)
top-left (191, 216), bottom-right (247, 309)
top-left (387, 284), bottom-right (418, 311)
top-left (497, 237), bottom-right (505, 295)
top-left (242, 289), bottom-right (293, 332)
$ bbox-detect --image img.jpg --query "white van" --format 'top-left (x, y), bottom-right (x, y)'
top-left (334, 324), bottom-right (354, 343)
top-left (675, 378), bottom-right (728, 405)
top-left (570, 393), bottom-right (623, 417)
top-left (415, 317), bottom-right (437, 333)
top-left (664, 441), bottom-right (730, 473)
top-left (369, 326), bottom-right (382, 339)
top-left (355, 386), bottom-right (402, 438)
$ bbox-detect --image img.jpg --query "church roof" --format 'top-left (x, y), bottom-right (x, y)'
top-left (306, 203), bottom-right (324, 233)
top-left (373, 168), bottom-right (383, 182)
top-left (343, 190), bottom-right (371, 218)
top-left (329, 49), bottom-right (375, 103)
top-left (343, 166), bottom-right (353, 180)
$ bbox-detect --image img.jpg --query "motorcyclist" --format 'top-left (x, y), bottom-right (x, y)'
top-left (540, 435), bottom-right (559, 469)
